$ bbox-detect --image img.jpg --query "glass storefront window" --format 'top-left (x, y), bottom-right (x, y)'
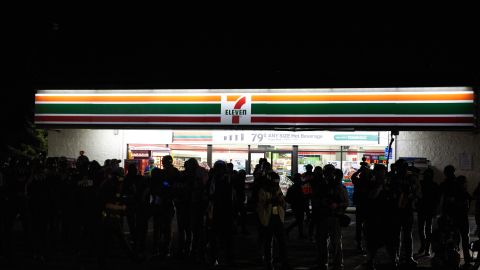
top-left (342, 145), bottom-right (390, 179)
top-left (267, 152), bottom-right (292, 177)
top-left (250, 152), bottom-right (265, 174)
top-left (298, 145), bottom-right (341, 173)
top-left (212, 145), bottom-right (249, 171)
top-left (169, 144), bottom-right (208, 170)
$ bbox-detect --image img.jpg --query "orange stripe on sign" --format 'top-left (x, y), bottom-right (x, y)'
top-left (35, 95), bottom-right (222, 102)
top-left (252, 93), bottom-right (474, 102)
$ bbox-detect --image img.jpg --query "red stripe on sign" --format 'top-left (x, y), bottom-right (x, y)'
top-left (251, 116), bottom-right (474, 124)
top-left (35, 115), bottom-right (221, 123)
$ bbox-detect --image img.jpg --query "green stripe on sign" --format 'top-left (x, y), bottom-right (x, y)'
top-left (251, 103), bottom-right (473, 115)
top-left (334, 135), bottom-right (378, 141)
top-left (35, 103), bottom-right (221, 115)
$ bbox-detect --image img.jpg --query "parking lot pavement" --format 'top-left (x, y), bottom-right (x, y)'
top-left (1, 212), bottom-right (478, 269)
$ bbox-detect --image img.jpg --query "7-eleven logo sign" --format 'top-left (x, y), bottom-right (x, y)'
top-left (221, 94), bottom-right (251, 125)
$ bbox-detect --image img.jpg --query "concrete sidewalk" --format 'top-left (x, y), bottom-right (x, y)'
top-left (1, 212), bottom-right (478, 269)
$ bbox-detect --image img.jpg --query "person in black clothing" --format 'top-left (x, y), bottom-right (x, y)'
top-left (76, 151), bottom-right (89, 174)
top-left (150, 155), bottom-right (178, 258)
top-left (389, 159), bottom-right (420, 267)
top-left (416, 167), bottom-right (440, 256)
top-left (184, 158), bottom-right (209, 263)
top-left (285, 173), bottom-right (306, 239)
top-left (316, 166), bottom-right (349, 270)
top-left (453, 175), bottom-right (472, 267)
top-left (439, 165), bottom-right (473, 266)
top-left (363, 164), bottom-right (398, 270)
top-left (97, 167), bottom-right (138, 267)
top-left (309, 166), bottom-right (325, 242)
top-left (430, 215), bottom-right (461, 270)
top-left (472, 181), bottom-right (480, 236)
top-left (175, 159), bottom-right (193, 258)
top-left (351, 158), bottom-right (372, 253)
top-left (302, 164), bottom-right (314, 227)
top-left (131, 165), bottom-right (151, 256)
top-left (233, 169), bottom-right (248, 234)
top-left (207, 160), bottom-right (235, 267)
top-left (123, 164), bottom-right (138, 245)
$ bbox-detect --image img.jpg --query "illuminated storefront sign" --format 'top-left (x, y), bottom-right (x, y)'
top-left (211, 131), bottom-right (387, 145)
top-left (35, 88), bottom-right (475, 128)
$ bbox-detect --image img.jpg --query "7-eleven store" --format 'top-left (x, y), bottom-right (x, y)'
top-left (35, 88), bottom-right (480, 193)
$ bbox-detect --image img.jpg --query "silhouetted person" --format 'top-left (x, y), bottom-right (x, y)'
top-left (416, 168), bottom-right (440, 256)
top-left (233, 169), bottom-right (248, 234)
top-left (363, 164), bottom-right (398, 270)
top-left (285, 173), bottom-right (306, 239)
top-left (439, 165), bottom-right (472, 266)
top-left (97, 167), bottom-right (139, 267)
top-left (302, 164), bottom-right (314, 226)
top-left (256, 162), bottom-right (290, 270)
top-left (185, 158), bottom-right (209, 263)
top-left (253, 158), bottom-right (269, 247)
top-left (316, 166), bottom-right (349, 270)
top-left (309, 166), bottom-right (325, 242)
top-left (76, 150), bottom-right (89, 172)
top-left (389, 159), bottom-right (420, 267)
top-left (123, 163), bottom-right (145, 250)
top-left (207, 160), bottom-right (235, 267)
top-left (131, 166), bottom-right (150, 256)
top-left (473, 181), bottom-right (480, 236)
top-left (72, 160), bottom-right (101, 262)
top-left (175, 160), bottom-right (193, 258)
top-left (351, 158), bottom-right (371, 253)
top-left (150, 155), bottom-right (178, 258)
top-left (430, 215), bottom-right (461, 269)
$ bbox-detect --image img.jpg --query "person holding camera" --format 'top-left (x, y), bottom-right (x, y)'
top-left (256, 162), bottom-right (290, 270)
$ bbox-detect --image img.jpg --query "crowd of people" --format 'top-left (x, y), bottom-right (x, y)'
top-left (0, 151), bottom-right (479, 269)
top-left (350, 159), bottom-right (480, 270)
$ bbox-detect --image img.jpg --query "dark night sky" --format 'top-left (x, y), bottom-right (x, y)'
top-left (2, 15), bottom-right (479, 150)
top-left (30, 16), bottom-right (478, 89)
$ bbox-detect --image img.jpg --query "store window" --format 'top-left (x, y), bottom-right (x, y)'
top-left (249, 145), bottom-right (293, 176)
top-left (298, 145), bottom-right (341, 173)
top-left (212, 145), bottom-right (249, 171)
top-left (341, 145), bottom-right (389, 179)
top-left (169, 144), bottom-right (208, 170)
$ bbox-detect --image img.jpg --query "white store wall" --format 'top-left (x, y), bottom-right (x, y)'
top-left (396, 131), bottom-right (480, 192)
top-left (48, 129), bottom-right (172, 164)
top-left (48, 129), bottom-right (124, 165)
